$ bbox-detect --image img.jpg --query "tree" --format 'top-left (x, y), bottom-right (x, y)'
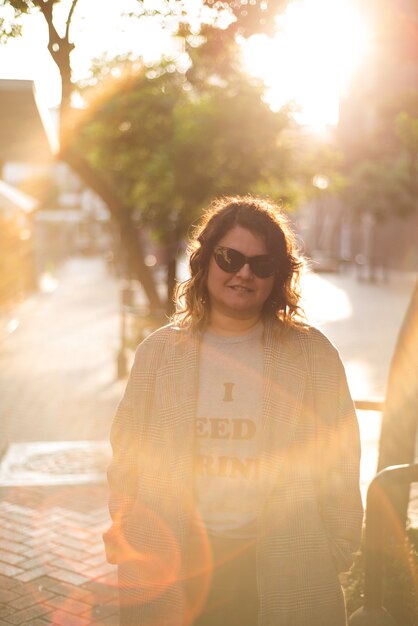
top-left (341, 89), bottom-right (418, 222)
top-left (0, 0), bottom-right (291, 311)
top-left (344, 157), bottom-right (416, 221)
top-left (1, 0), bottom-right (162, 310)
top-left (76, 41), bottom-right (293, 312)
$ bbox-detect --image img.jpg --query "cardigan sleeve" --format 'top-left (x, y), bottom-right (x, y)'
top-left (317, 351), bottom-right (364, 573)
top-left (103, 335), bottom-right (161, 563)
top-left (107, 352), bottom-right (143, 523)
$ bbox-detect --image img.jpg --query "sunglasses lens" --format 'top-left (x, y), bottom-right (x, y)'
top-left (214, 247), bottom-right (244, 272)
top-left (214, 247), bottom-right (275, 278)
top-left (251, 257), bottom-right (275, 278)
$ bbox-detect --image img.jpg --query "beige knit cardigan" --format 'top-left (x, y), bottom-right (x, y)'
top-left (105, 318), bottom-right (363, 626)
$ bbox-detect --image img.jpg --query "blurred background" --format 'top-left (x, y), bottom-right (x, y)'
top-left (0, 1), bottom-right (417, 622)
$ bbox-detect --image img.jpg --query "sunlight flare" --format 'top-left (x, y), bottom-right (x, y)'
top-left (242, 0), bottom-right (372, 129)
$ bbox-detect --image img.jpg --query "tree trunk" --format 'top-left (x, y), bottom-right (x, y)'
top-left (61, 146), bottom-right (162, 312)
top-left (377, 276), bottom-right (418, 525)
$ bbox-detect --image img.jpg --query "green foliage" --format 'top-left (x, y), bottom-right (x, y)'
top-left (297, 138), bottom-right (348, 201)
top-left (0, 0), bottom-right (291, 45)
top-left (341, 89), bottom-right (418, 220)
top-left (345, 527), bottom-right (418, 625)
top-left (344, 157), bottom-right (416, 220)
top-left (76, 50), bottom-right (294, 243)
top-left (1, 0), bottom-right (299, 232)
top-left (133, 0), bottom-right (290, 38)
top-left (0, 0), bottom-right (25, 42)
top-left (0, 19), bottom-right (21, 42)
top-left (396, 111), bottom-right (418, 157)
top-left (0, 0), bottom-right (60, 43)
top-left (371, 90), bottom-right (418, 159)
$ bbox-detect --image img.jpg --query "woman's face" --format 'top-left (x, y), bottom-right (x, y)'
top-left (206, 225), bottom-right (275, 323)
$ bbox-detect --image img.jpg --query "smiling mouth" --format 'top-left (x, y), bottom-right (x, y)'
top-left (229, 285), bottom-right (254, 293)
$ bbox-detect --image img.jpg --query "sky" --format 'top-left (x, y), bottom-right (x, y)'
top-left (0, 0), bottom-right (372, 129)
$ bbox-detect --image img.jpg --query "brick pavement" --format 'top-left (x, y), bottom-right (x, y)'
top-left (0, 484), bottom-right (118, 626)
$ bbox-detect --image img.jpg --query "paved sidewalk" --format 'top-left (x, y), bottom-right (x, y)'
top-left (0, 256), bottom-right (123, 625)
top-left (302, 268), bottom-right (417, 399)
top-left (0, 483), bottom-right (118, 626)
top-left (0, 256), bottom-right (126, 444)
top-left (302, 269), bottom-right (418, 513)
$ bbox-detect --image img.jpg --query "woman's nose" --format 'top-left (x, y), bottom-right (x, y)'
top-left (235, 262), bottom-right (253, 278)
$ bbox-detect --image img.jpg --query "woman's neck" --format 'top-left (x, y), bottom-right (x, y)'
top-left (207, 311), bottom-right (263, 336)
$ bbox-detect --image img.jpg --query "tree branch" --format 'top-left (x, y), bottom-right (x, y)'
top-left (32, 0), bottom-right (56, 39)
top-left (32, 0), bottom-right (73, 69)
top-left (65, 0), bottom-right (79, 40)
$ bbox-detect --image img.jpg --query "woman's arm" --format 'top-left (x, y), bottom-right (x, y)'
top-left (104, 341), bottom-right (158, 563)
top-left (317, 355), bottom-right (364, 573)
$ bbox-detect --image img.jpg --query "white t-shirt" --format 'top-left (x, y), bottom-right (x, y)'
top-left (195, 323), bottom-right (264, 538)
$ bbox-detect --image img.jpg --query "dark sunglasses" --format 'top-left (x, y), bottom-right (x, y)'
top-left (213, 246), bottom-right (276, 278)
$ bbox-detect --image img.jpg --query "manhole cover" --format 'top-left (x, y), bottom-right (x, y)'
top-left (0, 441), bottom-right (111, 486)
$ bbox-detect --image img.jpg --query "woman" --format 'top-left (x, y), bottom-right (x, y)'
top-left (105, 195), bottom-right (363, 626)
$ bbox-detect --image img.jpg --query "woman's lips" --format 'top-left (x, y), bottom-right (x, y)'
top-left (229, 285), bottom-right (254, 293)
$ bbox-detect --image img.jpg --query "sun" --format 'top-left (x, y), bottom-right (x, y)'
top-left (241, 0), bottom-right (372, 130)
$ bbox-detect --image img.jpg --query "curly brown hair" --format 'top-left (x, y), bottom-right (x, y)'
top-left (172, 195), bottom-right (306, 328)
